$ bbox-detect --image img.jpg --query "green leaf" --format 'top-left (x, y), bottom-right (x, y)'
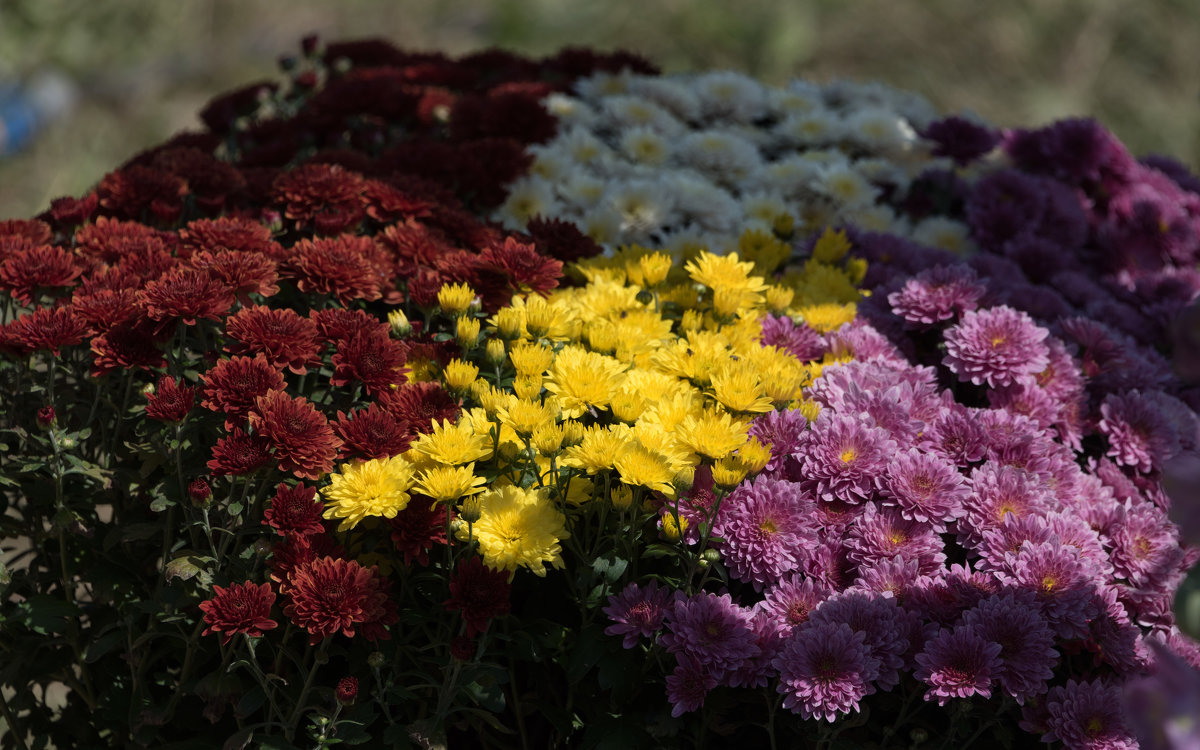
top-left (164, 554), bottom-right (214, 586)
top-left (84, 627), bottom-right (127, 663)
top-left (16, 594), bottom-right (76, 634)
top-left (564, 624), bottom-right (607, 684)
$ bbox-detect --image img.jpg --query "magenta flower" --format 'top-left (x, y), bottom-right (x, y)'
top-left (659, 592), bottom-right (760, 678)
top-left (1040, 678), bottom-right (1137, 750)
top-left (878, 448), bottom-right (969, 524)
top-left (713, 475), bottom-right (815, 589)
top-left (774, 620), bottom-right (880, 722)
top-left (757, 575), bottom-right (833, 634)
top-left (943, 305), bottom-right (1050, 388)
top-left (913, 625), bottom-right (1001, 705)
top-left (1108, 503), bottom-right (1185, 591)
top-left (793, 412), bottom-right (898, 504)
top-left (995, 541), bottom-right (1098, 640)
top-left (844, 504), bottom-right (945, 574)
top-left (665, 654), bottom-right (717, 718)
top-left (961, 592), bottom-right (1057, 703)
top-left (808, 591), bottom-right (910, 691)
top-left (749, 409), bottom-right (808, 475)
top-left (1098, 390), bottom-right (1181, 473)
top-left (602, 580), bottom-right (671, 649)
top-left (887, 263), bottom-right (986, 326)
top-left (921, 404), bottom-right (989, 467)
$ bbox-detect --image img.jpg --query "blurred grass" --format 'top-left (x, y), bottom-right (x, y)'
top-left (2, 0), bottom-right (1199, 219)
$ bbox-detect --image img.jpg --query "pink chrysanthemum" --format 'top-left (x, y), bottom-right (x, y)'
top-left (995, 541), bottom-right (1098, 640)
top-left (712, 475), bottom-right (815, 589)
top-left (959, 462), bottom-right (1055, 547)
top-left (1041, 679), bottom-right (1137, 750)
top-left (878, 448), bottom-right (969, 524)
top-left (665, 654), bottom-right (718, 718)
top-left (921, 404), bottom-right (989, 467)
top-left (1098, 390), bottom-right (1181, 474)
top-left (1108, 503), bottom-right (1185, 591)
top-left (808, 591), bottom-right (910, 691)
top-left (963, 592), bottom-right (1057, 703)
top-left (774, 620), bottom-right (880, 722)
top-left (758, 576), bottom-right (833, 633)
top-left (844, 504), bottom-right (945, 574)
top-left (794, 412), bottom-right (898, 504)
top-left (603, 580), bottom-right (671, 649)
top-left (942, 305), bottom-right (1050, 388)
top-left (914, 624), bottom-right (1001, 705)
top-left (659, 592), bottom-right (760, 678)
top-left (748, 409), bottom-right (808, 475)
top-left (887, 263), bottom-right (986, 326)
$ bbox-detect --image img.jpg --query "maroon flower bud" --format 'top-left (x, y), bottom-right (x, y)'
top-left (36, 405), bottom-right (56, 428)
top-left (300, 34), bottom-right (320, 57)
top-left (188, 478), bottom-right (212, 507)
top-left (335, 676), bottom-right (358, 705)
top-left (449, 635), bottom-right (475, 662)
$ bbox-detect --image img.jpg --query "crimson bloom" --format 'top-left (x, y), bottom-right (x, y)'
top-left (145, 375), bottom-right (196, 422)
top-left (444, 555), bottom-right (512, 637)
top-left (330, 330), bottom-right (410, 395)
top-left (89, 320), bottom-right (168, 376)
top-left (284, 556), bottom-right (397, 644)
top-left (0, 306), bottom-right (86, 356)
top-left (0, 244), bottom-right (80, 305)
top-left (286, 235), bottom-right (386, 304)
top-left (201, 355), bottom-right (287, 427)
top-left (248, 389), bottom-right (342, 480)
top-left (199, 581), bottom-right (278, 645)
top-left (207, 427), bottom-right (272, 476)
top-left (140, 267), bottom-right (235, 327)
top-left (264, 483), bottom-right (326, 536)
top-left (224, 305), bottom-right (321, 374)
top-left (388, 498), bottom-right (449, 566)
top-left (334, 403), bottom-right (412, 460)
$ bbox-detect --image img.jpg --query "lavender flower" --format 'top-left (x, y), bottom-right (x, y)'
top-left (773, 620), bottom-right (880, 722)
top-left (942, 305), bottom-right (1050, 388)
top-left (665, 654), bottom-right (717, 718)
top-left (760, 314), bottom-right (826, 362)
top-left (887, 264), bottom-right (986, 326)
top-left (1099, 390), bottom-right (1182, 473)
top-left (660, 591), bottom-right (760, 678)
top-left (1040, 678), bottom-right (1137, 750)
top-left (748, 408), bottom-right (808, 475)
top-left (913, 624), bottom-right (1002, 705)
top-left (995, 541), bottom-right (1098, 640)
top-left (920, 115), bottom-right (1000, 166)
top-left (962, 592), bottom-right (1057, 703)
top-left (712, 475), bottom-right (815, 589)
top-left (602, 580), bottom-right (671, 649)
top-left (878, 447), bottom-right (969, 524)
top-left (808, 591), bottom-right (910, 691)
top-left (793, 412), bottom-right (898, 504)
top-left (844, 504), bottom-right (945, 574)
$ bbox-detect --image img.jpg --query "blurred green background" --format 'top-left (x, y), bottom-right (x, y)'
top-left (2, 0), bottom-right (1199, 220)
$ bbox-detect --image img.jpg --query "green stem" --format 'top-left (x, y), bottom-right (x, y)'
top-left (0, 684), bottom-right (31, 750)
top-left (285, 638), bottom-right (328, 741)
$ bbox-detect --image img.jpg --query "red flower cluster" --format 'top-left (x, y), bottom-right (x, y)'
top-left (199, 581), bottom-right (278, 645)
top-left (283, 556), bottom-right (398, 644)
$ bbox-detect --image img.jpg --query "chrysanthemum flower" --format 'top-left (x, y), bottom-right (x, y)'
top-left (887, 263), bottom-right (986, 326)
top-left (201, 355), bottom-right (287, 428)
top-left (710, 359), bottom-right (774, 414)
top-left (321, 455), bottom-right (416, 532)
top-left (712, 475), bottom-right (814, 589)
top-left (675, 408), bottom-right (750, 460)
top-left (0, 306), bottom-right (87, 356)
top-left (665, 655), bottom-right (718, 718)
top-left (1039, 678), bottom-right (1137, 750)
top-left (544, 344), bottom-right (628, 419)
top-left (0, 243), bottom-right (80, 305)
top-left (264, 483), bottom-right (325, 536)
top-left (413, 415), bottom-right (492, 466)
top-left (388, 497), bottom-right (449, 567)
top-left (914, 624), bottom-right (1002, 705)
top-left (145, 375), bottom-right (196, 422)
top-left (757, 576), bottom-right (832, 633)
top-left (330, 329), bottom-right (410, 396)
top-left (995, 541), bottom-right (1098, 639)
top-left (249, 390), bottom-right (342, 480)
top-left (1098, 390), bottom-right (1181, 474)
top-left (378, 381), bottom-right (461, 436)
top-left (561, 424), bottom-right (632, 474)
top-left (190, 249), bottom-right (279, 303)
top-left (878, 447), bottom-right (968, 523)
top-left (1108, 503), bottom-right (1184, 591)
top-left (286, 234), bottom-right (385, 304)
top-left (444, 555), bottom-right (512, 637)
top-left (199, 581), bottom-right (277, 645)
top-left (603, 580), bottom-right (671, 649)
top-left (139, 267), bottom-right (234, 326)
top-left (961, 592), bottom-right (1057, 703)
top-left (774, 620), bottom-right (880, 722)
top-left (207, 427), bottom-right (272, 476)
top-left (942, 305), bottom-right (1050, 388)
top-left (660, 591), bottom-right (760, 677)
top-left (614, 442), bottom-right (676, 495)
top-left (284, 556), bottom-right (397, 644)
top-left (89, 320), bottom-right (168, 376)
top-left (459, 484), bottom-right (568, 577)
top-left (807, 591), bottom-right (911, 691)
top-left (794, 412), bottom-right (896, 503)
top-left (272, 163), bottom-right (366, 235)
top-left (224, 305), bottom-right (321, 375)
top-left (844, 504), bottom-right (946, 573)
top-left (416, 463), bottom-right (487, 504)
top-left (334, 404), bottom-right (411, 461)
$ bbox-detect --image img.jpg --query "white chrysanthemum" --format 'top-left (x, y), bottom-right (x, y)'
top-left (668, 174), bottom-right (743, 234)
top-left (661, 225), bottom-right (729, 257)
top-left (741, 191), bottom-right (790, 227)
top-left (602, 95), bottom-right (686, 136)
top-left (542, 93), bottom-right (597, 128)
top-left (619, 126), bottom-right (671, 166)
top-left (816, 162), bottom-right (878, 209)
top-left (853, 156), bottom-right (911, 190)
top-left (496, 177), bottom-right (560, 229)
top-left (528, 145), bottom-right (571, 182)
top-left (556, 127), bottom-right (613, 168)
top-left (777, 108), bottom-right (842, 146)
top-left (676, 129), bottom-right (764, 185)
top-left (626, 76), bottom-right (702, 123)
top-left (693, 70), bottom-right (769, 123)
top-left (845, 106), bottom-right (917, 151)
top-left (912, 216), bottom-right (976, 255)
top-left (775, 80), bottom-right (825, 114)
top-left (574, 70), bottom-right (633, 101)
top-left (606, 178), bottom-right (678, 237)
top-left (842, 204), bottom-right (909, 235)
top-left (578, 206), bottom-right (624, 246)
top-left (764, 156), bottom-right (824, 197)
top-left (558, 171), bottom-right (608, 209)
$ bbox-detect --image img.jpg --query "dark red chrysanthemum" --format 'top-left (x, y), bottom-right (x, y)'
top-left (377, 381), bottom-right (460, 436)
top-left (335, 677), bottom-right (358, 705)
top-left (310, 307), bottom-right (390, 347)
top-left (388, 496), bottom-right (449, 566)
top-left (74, 217), bottom-right (171, 270)
top-left (199, 581), bottom-right (278, 645)
top-left (264, 482), bottom-right (326, 536)
top-left (0, 306), bottom-right (86, 356)
top-left (89, 320), bottom-right (168, 376)
top-left (145, 375), bottom-right (196, 422)
top-left (335, 403), bottom-right (412, 460)
top-left (201, 355), bottom-right (287, 427)
top-left (284, 556), bottom-right (398, 644)
top-left (269, 532), bottom-right (345, 590)
top-left (224, 305), bottom-right (321, 374)
top-left (187, 478), bottom-right (212, 506)
top-left (363, 179), bottom-right (436, 222)
top-left (525, 217), bottom-right (603, 263)
top-left (45, 193), bottom-right (98, 229)
top-left (0, 244), bottom-right (80, 305)
top-left (285, 235), bottom-right (386, 304)
top-left (444, 555), bottom-right (512, 637)
top-left (406, 269), bottom-right (449, 309)
top-left (70, 288), bottom-right (142, 333)
top-left (378, 218), bottom-right (458, 277)
top-left (248, 389), bottom-right (342, 480)
top-left (190, 250), bottom-right (279, 304)
top-left (178, 217), bottom-right (287, 261)
top-left (477, 236), bottom-right (562, 308)
top-left (140, 268), bottom-right (235, 327)
top-left (207, 426), bottom-right (272, 476)
top-left (0, 218), bottom-right (53, 247)
top-left (330, 330), bottom-right (409, 396)
top-left (151, 147), bottom-right (246, 213)
top-left (272, 163), bottom-right (367, 235)
top-left (97, 164), bottom-right (189, 225)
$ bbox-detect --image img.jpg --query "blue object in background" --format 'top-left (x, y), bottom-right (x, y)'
top-left (0, 72), bottom-right (78, 157)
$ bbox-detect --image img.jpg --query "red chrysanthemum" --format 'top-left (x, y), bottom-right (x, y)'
top-left (330, 330), bottom-right (409, 396)
top-left (388, 496), bottom-right (450, 567)
top-left (334, 403), bottom-right (412, 460)
top-left (310, 308), bottom-right (390, 347)
top-left (140, 268), bottom-right (235, 327)
top-left (0, 218), bottom-right (53, 247)
top-left (269, 532), bottom-right (345, 590)
top-left (525, 217), bottom-right (603, 264)
top-left (224, 306), bottom-right (321, 374)
top-left (145, 375), bottom-right (196, 422)
top-left (45, 193), bottom-right (98, 229)
top-left (178, 217), bottom-right (287, 261)
top-left (0, 244), bottom-right (81, 305)
top-left (378, 218), bottom-right (458, 277)
top-left (264, 482), bottom-right (326, 536)
top-left (201, 354), bottom-right (287, 427)
top-left (190, 250), bottom-right (279, 304)
top-left (74, 217), bottom-right (171, 270)
top-left (378, 381), bottom-right (460, 436)
top-left (199, 581), bottom-right (278, 645)
top-left (89, 320), bottom-right (168, 376)
top-left (335, 677), bottom-right (358, 705)
top-left (70, 288), bottom-right (142, 333)
top-left (363, 179), bottom-right (435, 222)
top-left (285, 235), bottom-right (387, 304)
top-left (444, 555), bottom-right (512, 638)
top-left (284, 556), bottom-right (398, 644)
top-left (97, 164), bottom-right (189, 225)
top-left (272, 163), bottom-right (367, 235)
top-left (0, 306), bottom-right (86, 356)
top-left (248, 389), bottom-right (342, 480)
top-left (207, 426), bottom-right (272, 476)
top-left (477, 236), bottom-right (562, 310)
top-left (151, 147), bottom-right (247, 213)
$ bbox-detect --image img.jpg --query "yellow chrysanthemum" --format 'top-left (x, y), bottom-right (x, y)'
top-left (620, 369), bottom-right (683, 403)
top-left (485, 338), bottom-right (507, 365)
top-left (811, 226), bottom-right (851, 264)
top-left (609, 391), bottom-right (646, 424)
top-left (711, 456), bottom-right (749, 487)
top-left (796, 302), bottom-right (857, 333)
top-left (456, 317), bottom-right (481, 348)
top-left (614, 443), bottom-right (675, 495)
top-left (709, 360), bottom-right (774, 414)
top-left (795, 260), bottom-right (861, 306)
top-left (661, 512), bottom-right (689, 541)
top-left (438, 282), bottom-right (477, 315)
top-left (560, 424), bottom-right (633, 474)
top-left (388, 309), bottom-right (412, 337)
top-left (766, 284), bottom-right (796, 313)
top-left (544, 344), bottom-right (629, 419)
top-left (532, 423), bottom-right (564, 456)
top-left (675, 409), bottom-right (749, 460)
top-left (509, 341), bottom-right (555, 377)
top-left (491, 306), bottom-right (526, 340)
top-left (321, 455), bottom-right (416, 532)
top-left (684, 251), bottom-right (768, 299)
top-left (498, 398), bottom-right (559, 437)
top-left (413, 415), bottom-right (492, 466)
top-left (458, 485), bottom-right (569, 577)
top-left (637, 252), bottom-right (673, 287)
top-left (442, 358), bottom-right (479, 391)
top-left (798, 398), bottom-right (822, 423)
top-left (736, 437), bottom-right (773, 474)
top-left (512, 373), bottom-right (544, 401)
top-left (416, 463), bottom-right (487, 503)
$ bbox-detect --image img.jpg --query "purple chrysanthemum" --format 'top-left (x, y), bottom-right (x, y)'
top-left (665, 654), bottom-right (718, 718)
top-left (965, 169), bottom-right (1048, 250)
top-left (844, 504), bottom-right (945, 574)
top-left (1040, 678), bottom-right (1137, 750)
top-left (962, 592), bottom-right (1057, 703)
top-left (913, 624), bottom-right (1001, 705)
top-left (725, 608), bottom-right (788, 689)
top-left (773, 620), bottom-right (880, 722)
top-left (1006, 117), bottom-right (1134, 184)
top-left (959, 462), bottom-right (1055, 547)
top-left (943, 305), bottom-right (1050, 388)
top-left (995, 541), bottom-right (1098, 639)
top-left (713, 475), bottom-right (815, 589)
top-left (907, 563), bottom-right (998, 627)
top-left (921, 404), bottom-right (989, 467)
top-left (825, 321), bottom-right (907, 366)
top-left (748, 408), bottom-right (808, 475)
top-left (793, 412), bottom-right (898, 504)
top-left (758, 576), bottom-right (833, 633)
top-left (921, 115), bottom-right (1001, 165)
top-left (659, 591), bottom-right (760, 678)
top-left (878, 447), bottom-right (969, 524)
top-left (988, 381), bottom-right (1061, 432)
top-left (851, 555), bottom-right (929, 603)
top-left (1098, 390), bottom-right (1182, 474)
top-left (760, 314), bottom-right (826, 362)
top-left (1124, 639), bottom-right (1200, 750)
top-left (602, 580), bottom-right (672, 649)
top-left (887, 264), bottom-right (987, 327)
top-left (1108, 503), bottom-right (1185, 591)
top-left (808, 591), bottom-right (909, 691)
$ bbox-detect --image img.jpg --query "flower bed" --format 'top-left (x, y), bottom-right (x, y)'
top-left (1, 36), bottom-right (1198, 750)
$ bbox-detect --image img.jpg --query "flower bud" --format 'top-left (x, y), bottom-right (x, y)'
top-left (459, 495), bottom-right (483, 525)
top-left (59, 435), bottom-right (77, 450)
top-left (388, 309), bottom-right (412, 337)
top-left (36, 405), bottom-right (56, 428)
top-left (485, 338), bottom-right (506, 366)
top-left (188, 478), bottom-right (213, 508)
top-left (367, 651), bottom-right (387, 670)
top-left (456, 316), bottom-right (481, 349)
top-left (335, 676), bottom-right (358, 705)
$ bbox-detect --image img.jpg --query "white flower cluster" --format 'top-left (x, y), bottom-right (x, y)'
top-left (496, 70), bottom-right (981, 257)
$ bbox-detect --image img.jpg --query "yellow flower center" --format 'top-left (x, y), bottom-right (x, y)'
top-left (840, 447), bottom-right (857, 463)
